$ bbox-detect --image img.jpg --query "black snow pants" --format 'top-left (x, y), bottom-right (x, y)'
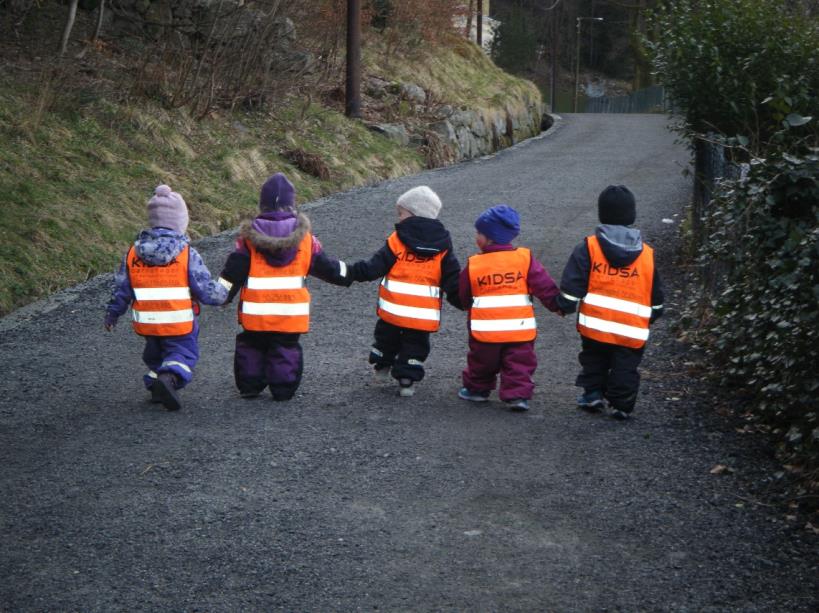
top-left (369, 319), bottom-right (431, 382)
top-left (576, 336), bottom-right (645, 413)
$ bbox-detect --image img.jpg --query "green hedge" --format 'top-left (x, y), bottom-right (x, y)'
top-left (645, 0), bottom-right (819, 471)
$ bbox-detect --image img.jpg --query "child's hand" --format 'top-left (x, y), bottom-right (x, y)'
top-left (104, 322), bottom-right (115, 332)
top-left (104, 314), bottom-right (117, 331)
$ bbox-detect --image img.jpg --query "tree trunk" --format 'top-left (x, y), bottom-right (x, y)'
top-left (476, 0), bottom-right (483, 48)
top-left (92, 0), bottom-right (106, 41)
top-left (59, 0), bottom-right (79, 56)
top-left (465, 0), bottom-right (474, 39)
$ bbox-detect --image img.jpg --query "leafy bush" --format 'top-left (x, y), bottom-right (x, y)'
top-left (645, 0), bottom-right (819, 152)
top-left (703, 152), bottom-right (818, 459)
top-left (646, 0), bottom-right (819, 477)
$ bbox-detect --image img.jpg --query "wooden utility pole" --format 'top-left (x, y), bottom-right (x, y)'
top-left (550, 5), bottom-right (559, 112)
top-left (345, 0), bottom-right (361, 118)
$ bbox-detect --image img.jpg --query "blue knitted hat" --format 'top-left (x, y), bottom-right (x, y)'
top-left (475, 205), bottom-right (521, 244)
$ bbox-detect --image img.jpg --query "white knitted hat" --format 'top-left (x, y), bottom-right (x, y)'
top-left (396, 185), bottom-right (442, 219)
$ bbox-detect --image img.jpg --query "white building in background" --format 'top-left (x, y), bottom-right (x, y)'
top-left (453, 1), bottom-right (499, 53)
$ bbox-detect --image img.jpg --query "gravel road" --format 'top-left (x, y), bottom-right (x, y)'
top-left (1, 114), bottom-right (816, 612)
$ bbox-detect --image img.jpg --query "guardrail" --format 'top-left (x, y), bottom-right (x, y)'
top-left (584, 85), bottom-right (668, 114)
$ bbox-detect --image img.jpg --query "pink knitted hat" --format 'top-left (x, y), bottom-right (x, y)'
top-left (148, 184), bottom-right (189, 234)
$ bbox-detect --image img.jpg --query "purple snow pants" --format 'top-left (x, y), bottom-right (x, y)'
top-left (141, 320), bottom-right (200, 389)
top-left (462, 337), bottom-right (537, 401)
top-left (234, 330), bottom-right (303, 400)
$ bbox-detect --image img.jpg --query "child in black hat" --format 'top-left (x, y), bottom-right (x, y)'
top-left (556, 186), bottom-right (664, 419)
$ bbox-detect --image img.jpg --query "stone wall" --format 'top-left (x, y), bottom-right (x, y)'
top-left (366, 78), bottom-right (547, 164)
top-left (430, 101), bottom-right (545, 161)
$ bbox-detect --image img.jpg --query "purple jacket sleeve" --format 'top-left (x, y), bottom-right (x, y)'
top-left (188, 247), bottom-right (229, 306)
top-left (528, 256), bottom-right (561, 312)
top-left (458, 264), bottom-right (473, 310)
top-left (105, 254), bottom-right (133, 324)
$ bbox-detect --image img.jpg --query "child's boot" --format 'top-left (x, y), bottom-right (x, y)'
top-left (373, 365), bottom-right (391, 381)
top-left (149, 376), bottom-right (163, 404)
top-left (609, 391), bottom-right (636, 420)
top-left (505, 398), bottom-right (530, 412)
top-left (398, 378), bottom-right (415, 397)
top-left (577, 389), bottom-right (604, 413)
top-left (153, 372), bottom-right (181, 411)
top-left (458, 387), bottom-right (490, 402)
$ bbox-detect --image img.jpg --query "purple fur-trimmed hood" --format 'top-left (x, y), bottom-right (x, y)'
top-left (239, 210), bottom-right (311, 266)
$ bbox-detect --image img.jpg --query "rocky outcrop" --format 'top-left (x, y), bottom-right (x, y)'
top-left (366, 79), bottom-right (546, 164)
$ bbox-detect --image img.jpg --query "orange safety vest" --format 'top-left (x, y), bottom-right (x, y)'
top-left (468, 248), bottom-right (536, 343)
top-left (128, 244), bottom-right (195, 337)
top-left (377, 232), bottom-right (445, 332)
top-left (239, 233), bottom-right (312, 333)
top-left (577, 235), bottom-right (654, 349)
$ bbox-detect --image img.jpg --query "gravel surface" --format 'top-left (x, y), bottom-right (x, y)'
top-left (1, 114), bottom-right (816, 612)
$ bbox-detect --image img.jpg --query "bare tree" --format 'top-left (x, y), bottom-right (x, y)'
top-left (59, 0), bottom-right (79, 56)
top-left (92, 0), bottom-right (106, 42)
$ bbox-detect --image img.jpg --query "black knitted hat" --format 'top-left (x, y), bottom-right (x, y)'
top-left (598, 185), bottom-right (636, 226)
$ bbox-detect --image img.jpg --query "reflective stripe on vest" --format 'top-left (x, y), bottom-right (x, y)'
top-left (239, 232), bottom-right (312, 333)
top-left (128, 244), bottom-right (194, 337)
top-left (577, 235), bottom-right (654, 348)
top-left (468, 248), bottom-right (536, 343)
top-left (376, 232), bottom-right (445, 332)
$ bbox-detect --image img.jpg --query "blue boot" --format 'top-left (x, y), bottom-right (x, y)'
top-left (577, 390), bottom-right (604, 413)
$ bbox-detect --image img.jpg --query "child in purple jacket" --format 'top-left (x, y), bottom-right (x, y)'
top-left (458, 205), bottom-right (563, 411)
top-left (105, 185), bottom-right (228, 411)
top-left (218, 173), bottom-right (351, 401)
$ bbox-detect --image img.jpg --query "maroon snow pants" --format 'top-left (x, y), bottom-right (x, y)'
top-left (462, 336), bottom-right (537, 401)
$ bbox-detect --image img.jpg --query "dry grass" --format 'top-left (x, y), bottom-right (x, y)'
top-left (0, 26), bottom-right (542, 316)
top-left (0, 78), bottom-right (423, 316)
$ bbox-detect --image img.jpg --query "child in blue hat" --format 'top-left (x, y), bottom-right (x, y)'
top-left (458, 205), bottom-right (563, 411)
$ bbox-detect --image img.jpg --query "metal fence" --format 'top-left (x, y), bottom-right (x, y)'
top-left (691, 137), bottom-right (751, 292)
top-left (692, 137), bottom-right (747, 243)
top-left (584, 85), bottom-right (668, 114)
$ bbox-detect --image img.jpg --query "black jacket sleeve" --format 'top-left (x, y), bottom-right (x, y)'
top-left (309, 249), bottom-right (353, 287)
top-left (441, 249), bottom-right (463, 310)
top-left (556, 240), bottom-right (591, 314)
top-left (219, 251), bottom-right (250, 303)
top-left (348, 242), bottom-right (396, 282)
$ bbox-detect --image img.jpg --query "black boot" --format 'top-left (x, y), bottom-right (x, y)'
top-left (154, 373), bottom-right (182, 411)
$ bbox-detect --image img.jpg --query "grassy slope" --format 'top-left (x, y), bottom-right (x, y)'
top-left (0, 37), bottom-right (541, 316)
top-left (365, 35), bottom-right (542, 127)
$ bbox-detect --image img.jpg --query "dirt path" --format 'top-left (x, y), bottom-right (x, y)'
top-left (1, 114), bottom-right (816, 611)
